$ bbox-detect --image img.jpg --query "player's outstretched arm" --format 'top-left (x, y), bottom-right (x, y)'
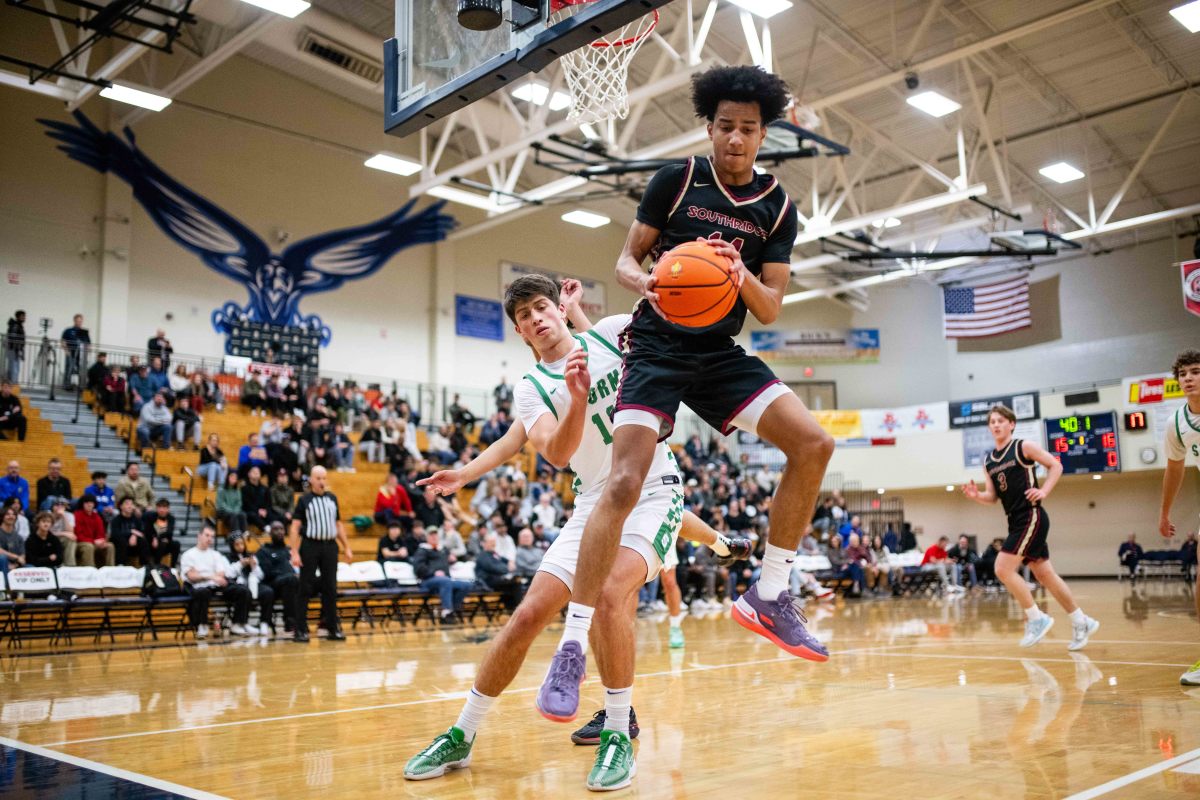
top-left (616, 221), bottom-right (664, 317)
top-left (962, 472), bottom-right (998, 505)
top-left (417, 422), bottom-right (529, 496)
top-left (1159, 456), bottom-right (1185, 539)
top-left (560, 279), bottom-right (592, 333)
top-left (525, 349), bottom-right (590, 468)
top-left (1021, 440), bottom-right (1063, 502)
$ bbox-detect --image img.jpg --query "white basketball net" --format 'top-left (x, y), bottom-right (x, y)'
top-left (549, 2), bottom-right (659, 124)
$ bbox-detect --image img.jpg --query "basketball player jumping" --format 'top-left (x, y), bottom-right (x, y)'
top-left (536, 64), bottom-right (835, 724)
top-left (404, 275), bottom-right (745, 790)
top-left (962, 404), bottom-right (1099, 650)
top-left (1156, 349), bottom-right (1200, 686)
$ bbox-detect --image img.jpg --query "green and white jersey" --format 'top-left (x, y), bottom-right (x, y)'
top-left (1164, 401), bottom-right (1200, 468)
top-left (514, 314), bottom-right (678, 497)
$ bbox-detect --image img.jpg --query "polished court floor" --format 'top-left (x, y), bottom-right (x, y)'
top-left (0, 579), bottom-right (1197, 799)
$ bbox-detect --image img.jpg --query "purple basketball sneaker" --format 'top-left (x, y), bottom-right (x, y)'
top-left (536, 640), bottom-right (587, 722)
top-left (732, 587), bottom-right (829, 662)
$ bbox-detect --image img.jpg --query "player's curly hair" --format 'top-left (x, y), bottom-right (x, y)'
top-left (1172, 349), bottom-right (1200, 380)
top-left (503, 274), bottom-right (560, 324)
top-left (691, 65), bottom-right (790, 124)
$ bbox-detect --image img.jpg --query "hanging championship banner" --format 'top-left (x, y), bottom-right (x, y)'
top-left (750, 328), bottom-right (880, 364)
top-left (1181, 259), bottom-right (1200, 318)
top-left (501, 261), bottom-right (606, 318)
top-left (861, 402), bottom-right (950, 437)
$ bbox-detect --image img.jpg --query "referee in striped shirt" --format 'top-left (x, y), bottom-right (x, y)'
top-left (289, 466), bottom-right (353, 642)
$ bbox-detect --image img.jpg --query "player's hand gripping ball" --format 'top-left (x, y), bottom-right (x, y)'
top-left (652, 240), bottom-right (739, 327)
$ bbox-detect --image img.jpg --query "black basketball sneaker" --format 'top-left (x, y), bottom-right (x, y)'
top-left (570, 708), bottom-right (640, 745)
top-left (715, 535), bottom-right (753, 566)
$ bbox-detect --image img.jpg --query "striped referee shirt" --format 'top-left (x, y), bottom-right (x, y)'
top-left (295, 491), bottom-right (340, 541)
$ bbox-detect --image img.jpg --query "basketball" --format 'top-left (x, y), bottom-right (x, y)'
top-left (652, 240), bottom-right (737, 327)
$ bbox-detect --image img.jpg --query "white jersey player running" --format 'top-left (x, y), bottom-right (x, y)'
top-left (1158, 350), bottom-right (1200, 687)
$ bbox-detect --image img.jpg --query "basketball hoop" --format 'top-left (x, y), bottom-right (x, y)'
top-left (549, 0), bottom-right (658, 124)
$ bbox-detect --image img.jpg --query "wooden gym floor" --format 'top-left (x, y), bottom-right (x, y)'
top-left (0, 579), bottom-right (1197, 799)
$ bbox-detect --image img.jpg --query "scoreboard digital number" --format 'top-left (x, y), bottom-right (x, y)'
top-left (1044, 412), bottom-right (1121, 474)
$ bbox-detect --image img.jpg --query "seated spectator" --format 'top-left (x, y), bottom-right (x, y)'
top-left (128, 364), bottom-right (154, 414)
top-left (72, 494), bottom-right (114, 567)
top-left (147, 356), bottom-right (170, 399)
top-left (883, 523), bottom-right (900, 553)
top-left (83, 470), bottom-right (116, 518)
top-left (514, 527), bottom-right (543, 578)
top-left (448, 425), bottom-right (468, 459)
top-left (136, 392), bottom-right (173, 450)
top-left (978, 537), bottom-right (1004, 584)
top-left (25, 512), bottom-right (63, 568)
top-left (868, 533), bottom-right (896, 591)
top-left (85, 352), bottom-right (108, 397)
top-left (50, 497), bottom-right (76, 566)
top-left (798, 527), bottom-right (821, 555)
top-left (226, 533), bottom-right (272, 636)
top-left (172, 396), bottom-right (202, 450)
top-left (475, 531), bottom-right (520, 609)
top-left (180, 524), bottom-right (252, 639)
top-left (331, 423), bottom-right (354, 472)
top-left (168, 364), bottom-right (190, 396)
top-left (237, 432), bottom-right (271, 479)
top-left (256, 522), bottom-right (299, 635)
top-left (1118, 533), bottom-right (1144, 580)
top-left (530, 493), bottom-right (560, 536)
top-left (243, 371), bottom-right (265, 416)
top-left (684, 545), bottom-right (728, 610)
top-left (838, 514), bottom-right (864, 546)
top-left (412, 526), bottom-right (475, 622)
top-left (899, 522), bottom-right (918, 552)
top-left (685, 433), bottom-right (705, 462)
top-left (377, 522), bottom-right (410, 563)
top-left (102, 366), bottom-right (127, 413)
top-left (241, 466), bottom-right (279, 533)
top-left (826, 534), bottom-right (864, 597)
top-left (946, 534), bottom-right (980, 589)
top-left (789, 565), bottom-right (833, 600)
top-left (35, 458), bottom-right (72, 512)
top-left (358, 419), bottom-right (385, 463)
top-left (921, 535), bottom-right (964, 594)
top-left (142, 497), bottom-right (182, 567)
top-left (2, 498), bottom-right (29, 540)
top-left (115, 462), bottom-right (154, 512)
top-left (811, 497), bottom-right (834, 536)
top-left (217, 471), bottom-right (248, 535)
top-left (263, 375), bottom-right (286, 417)
top-left (109, 497), bottom-right (149, 565)
top-left (426, 425), bottom-right (458, 465)
top-left (269, 468), bottom-right (295, 525)
top-left (414, 486), bottom-right (450, 530)
top-left (0, 460), bottom-right (30, 511)
top-left (0, 505), bottom-right (26, 574)
top-left (447, 393), bottom-right (476, 432)
top-left (478, 412), bottom-right (508, 446)
top-left (439, 519), bottom-right (467, 559)
top-left (845, 532), bottom-right (880, 595)
top-left (197, 434), bottom-right (229, 491)
top-left (374, 472), bottom-right (413, 529)
top-left (0, 382), bottom-right (27, 441)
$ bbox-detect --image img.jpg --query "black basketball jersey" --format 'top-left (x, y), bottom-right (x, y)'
top-left (985, 438), bottom-right (1039, 520)
top-left (632, 156), bottom-right (797, 341)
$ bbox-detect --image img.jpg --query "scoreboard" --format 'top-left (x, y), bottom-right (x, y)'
top-left (1044, 412), bottom-right (1121, 474)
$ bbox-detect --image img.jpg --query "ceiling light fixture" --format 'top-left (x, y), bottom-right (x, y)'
top-left (872, 217), bottom-right (902, 229)
top-left (724, 0), bottom-right (793, 19)
top-left (426, 185), bottom-right (514, 214)
top-left (364, 153), bottom-right (422, 177)
top-left (238, 0), bottom-right (310, 17)
top-left (561, 210), bottom-right (610, 228)
top-left (512, 81), bottom-right (571, 111)
top-left (1038, 161), bottom-right (1085, 184)
top-left (1170, 1), bottom-right (1200, 32)
top-left (99, 84), bottom-right (172, 111)
top-left (906, 90), bottom-right (961, 118)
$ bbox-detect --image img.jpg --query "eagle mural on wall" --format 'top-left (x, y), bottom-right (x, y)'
top-left (39, 111), bottom-right (455, 347)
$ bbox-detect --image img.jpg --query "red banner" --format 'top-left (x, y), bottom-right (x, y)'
top-left (1182, 259), bottom-right (1200, 317)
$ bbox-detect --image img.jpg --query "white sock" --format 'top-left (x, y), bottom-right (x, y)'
top-left (756, 543), bottom-right (794, 599)
top-left (710, 534), bottom-right (731, 558)
top-left (560, 602), bottom-right (594, 653)
top-left (1025, 605), bottom-right (1046, 622)
top-left (1068, 608), bottom-right (1086, 625)
top-left (454, 687), bottom-right (496, 741)
top-left (669, 613), bottom-right (684, 627)
top-left (603, 686), bottom-right (632, 735)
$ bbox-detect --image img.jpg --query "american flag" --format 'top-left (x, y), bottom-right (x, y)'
top-left (942, 274), bottom-right (1031, 338)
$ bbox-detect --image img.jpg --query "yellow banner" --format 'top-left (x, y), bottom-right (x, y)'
top-left (811, 410), bottom-right (863, 439)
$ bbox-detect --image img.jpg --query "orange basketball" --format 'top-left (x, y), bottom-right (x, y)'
top-left (652, 240), bottom-right (737, 327)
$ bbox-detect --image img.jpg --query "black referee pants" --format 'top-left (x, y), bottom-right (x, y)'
top-left (298, 537), bottom-right (339, 634)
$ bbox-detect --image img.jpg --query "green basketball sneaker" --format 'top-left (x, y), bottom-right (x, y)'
top-left (586, 730), bottom-right (636, 791)
top-left (403, 726), bottom-right (474, 780)
top-left (668, 624), bottom-right (685, 649)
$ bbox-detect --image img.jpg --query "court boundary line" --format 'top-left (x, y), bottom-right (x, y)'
top-left (0, 735), bottom-right (228, 800)
top-left (35, 642), bottom-right (1194, 749)
top-left (1062, 746), bottom-right (1200, 799)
